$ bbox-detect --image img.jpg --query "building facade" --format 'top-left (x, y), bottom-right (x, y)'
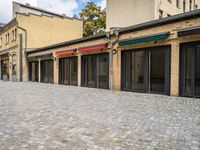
top-left (0, 2), bottom-right (82, 82)
top-left (27, 10), bottom-right (200, 98)
top-left (106, 0), bottom-right (200, 30)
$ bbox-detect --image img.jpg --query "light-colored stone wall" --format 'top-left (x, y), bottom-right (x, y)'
top-left (106, 0), bottom-right (155, 30)
top-left (106, 0), bottom-right (200, 30)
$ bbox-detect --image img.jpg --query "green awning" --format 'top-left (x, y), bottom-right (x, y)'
top-left (119, 32), bottom-right (170, 46)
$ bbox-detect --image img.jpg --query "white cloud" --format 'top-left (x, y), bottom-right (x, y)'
top-left (0, 0), bottom-right (79, 23)
top-left (97, 0), bottom-right (106, 10)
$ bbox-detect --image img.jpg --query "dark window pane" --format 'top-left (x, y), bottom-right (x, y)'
top-left (124, 53), bottom-right (131, 90)
top-left (195, 46), bottom-right (200, 96)
top-left (132, 51), bottom-right (145, 91)
top-left (87, 56), bottom-right (95, 87)
top-left (185, 48), bottom-right (192, 95)
top-left (150, 51), bottom-right (165, 93)
top-left (97, 55), bottom-right (109, 89)
top-left (70, 58), bottom-right (78, 85)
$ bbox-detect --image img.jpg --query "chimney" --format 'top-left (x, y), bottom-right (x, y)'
top-left (26, 3), bottom-right (31, 6)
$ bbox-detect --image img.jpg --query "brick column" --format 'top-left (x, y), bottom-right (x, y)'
top-left (112, 48), bottom-right (121, 91)
top-left (170, 41), bottom-right (180, 96)
top-left (54, 57), bottom-right (59, 84)
top-left (78, 54), bottom-right (81, 87)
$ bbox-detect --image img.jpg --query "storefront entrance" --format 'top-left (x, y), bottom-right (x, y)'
top-left (59, 57), bottom-right (78, 86)
top-left (29, 61), bottom-right (39, 82)
top-left (41, 60), bottom-right (54, 83)
top-left (1, 59), bottom-right (9, 81)
top-left (180, 42), bottom-right (200, 98)
top-left (81, 53), bottom-right (109, 89)
top-left (122, 46), bottom-right (170, 95)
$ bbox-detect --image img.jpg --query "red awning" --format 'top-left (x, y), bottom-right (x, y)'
top-left (78, 43), bottom-right (107, 53)
top-left (56, 49), bottom-right (76, 56)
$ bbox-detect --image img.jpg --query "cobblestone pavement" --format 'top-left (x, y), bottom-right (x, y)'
top-left (0, 81), bottom-right (200, 150)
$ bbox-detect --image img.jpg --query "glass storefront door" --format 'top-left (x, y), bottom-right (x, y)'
top-left (181, 42), bottom-right (200, 97)
top-left (122, 46), bottom-right (170, 95)
top-left (59, 57), bottom-right (78, 86)
top-left (81, 53), bottom-right (109, 89)
top-left (41, 60), bottom-right (54, 83)
top-left (29, 62), bottom-right (39, 82)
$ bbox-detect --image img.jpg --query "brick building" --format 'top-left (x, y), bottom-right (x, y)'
top-left (27, 10), bottom-right (200, 98)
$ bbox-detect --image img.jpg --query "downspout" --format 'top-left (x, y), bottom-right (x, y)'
top-left (107, 30), bottom-right (119, 91)
top-left (17, 25), bottom-right (27, 81)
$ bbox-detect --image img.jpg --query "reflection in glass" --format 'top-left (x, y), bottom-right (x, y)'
top-left (132, 51), bottom-right (144, 91)
top-left (185, 49), bottom-right (192, 95)
top-left (97, 55), bottom-right (109, 89)
top-left (124, 53), bottom-right (131, 90)
top-left (70, 58), bottom-right (78, 85)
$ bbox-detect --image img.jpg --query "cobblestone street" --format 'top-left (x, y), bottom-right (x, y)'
top-left (0, 81), bottom-right (200, 150)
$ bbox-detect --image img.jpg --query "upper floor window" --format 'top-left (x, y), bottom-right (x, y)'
top-left (159, 9), bottom-right (163, 19)
top-left (176, 0), bottom-right (180, 8)
top-left (5, 33), bottom-right (10, 44)
top-left (189, 0), bottom-right (192, 11)
top-left (0, 37), bottom-right (2, 47)
top-left (12, 29), bottom-right (17, 41)
top-left (183, 0), bottom-right (186, 12)
top-left (196, 5), bottom-right (198, 10)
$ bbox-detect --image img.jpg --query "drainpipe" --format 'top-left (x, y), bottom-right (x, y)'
top-left (107, 30), bottom-right (119, 91)
top-left (17, 26), bottom-right (27, 81)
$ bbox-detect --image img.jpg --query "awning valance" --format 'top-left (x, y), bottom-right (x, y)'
top-left (56, 49), bottom-right (76, 56)
top-left (28, 53), bottom-right (53, 59)
top-left (177, 26), bottom-right (200, 37)
top-left (78, 43), bottom-right (107, 53)
top-left (119, 32), bottom-right (170, 46)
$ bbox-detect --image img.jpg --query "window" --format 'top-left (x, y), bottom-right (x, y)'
top-left (183, 0), bottom-right (186, 12)
top-left (167, 14), bottom-right (171, 17)
top-left (5, 33), bottom-right (10, 44)
top-left (12, 29), bottom-right (17, 41)
top-left (176, 0), bottom-right (180, 8)
top-left (159, 9), bottom-right (163, 19)
top-left (189, 0), bottom-right (192, 11)
top-left (196, 5), bottom-right (198, 10)
top-left (168, 0), bottom-right (172, 3)
top-left (0, 37), bottom-right (2, 47)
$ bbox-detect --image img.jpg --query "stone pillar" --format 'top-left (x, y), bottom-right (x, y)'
top-left (170, 41), bottom-right (180, 96)
top-left (113, 48), bottom-right (121, 91)
top-left (78, 54), bottom-right (81, 87)
top-left (38, 59), bottom-right (41, 82)
top-left (54, 57), bottom-right (59, 84)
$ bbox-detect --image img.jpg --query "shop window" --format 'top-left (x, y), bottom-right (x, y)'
top-left (0, 37), bottom-right (2, 47)
top-left (159, 9), bottom-right (163, 19)
top-left (176, 0), bottom-right (180, 8)
top-left (183, 0), bottom-right (186, 12)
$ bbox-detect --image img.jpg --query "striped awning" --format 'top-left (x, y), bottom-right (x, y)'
top-left (177, 26), bottom-right (200, 37)
top-left (78, 43), bottom-right (107, 53)
top-left (119, 32), bottom-right (170, 46)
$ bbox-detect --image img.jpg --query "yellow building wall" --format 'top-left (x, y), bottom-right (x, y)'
top-left (16, 13), bottom-right (83, 49)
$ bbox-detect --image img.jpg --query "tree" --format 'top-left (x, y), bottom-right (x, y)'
top-left (79, 2), bottom-right (106, 37)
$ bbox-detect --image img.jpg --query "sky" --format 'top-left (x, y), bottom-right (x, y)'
top-left (0, 0), bottom-right (106, 24)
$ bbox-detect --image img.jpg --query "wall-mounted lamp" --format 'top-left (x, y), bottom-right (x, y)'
top-left (113, 49), bottom-right (117, 54)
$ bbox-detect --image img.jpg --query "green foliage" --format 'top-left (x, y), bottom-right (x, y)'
top-left (79, 2), bottom-right (106, 37)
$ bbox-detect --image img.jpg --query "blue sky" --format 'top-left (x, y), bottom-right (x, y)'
top-left (0, 0), bottom-right (106, 23)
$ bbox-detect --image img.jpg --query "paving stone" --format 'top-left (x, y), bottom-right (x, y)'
top-left (0, 81), bottom-right (200, 149)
